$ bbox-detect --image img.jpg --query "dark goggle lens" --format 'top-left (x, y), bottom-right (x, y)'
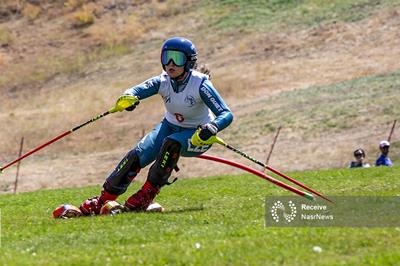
top-left (161, 50), bottom-right (187, 66)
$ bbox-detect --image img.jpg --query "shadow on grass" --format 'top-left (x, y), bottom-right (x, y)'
top-left (163, 205), bottom-right (204, 214)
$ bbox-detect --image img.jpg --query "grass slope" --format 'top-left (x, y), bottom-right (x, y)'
top-left (204, 0), bottom-right (400, 31)
top-left (236, 71), bottom-right (400, 137)
top-left (0, 166), bottom-right (399, 265)
top-left (228, 71), bottom-right (400, 170)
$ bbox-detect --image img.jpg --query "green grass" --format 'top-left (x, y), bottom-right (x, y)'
top-left (233, 71), bottom-right (400, 144)
top-left (203, 0), bottom-right (400, 31)
top-left (1, 166), bottom-right (399, 265)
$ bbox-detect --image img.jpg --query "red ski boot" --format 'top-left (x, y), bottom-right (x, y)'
top-left (125, 181), bottom-right (160, 211)
top-left (80, 190), bottom-right (118, 215)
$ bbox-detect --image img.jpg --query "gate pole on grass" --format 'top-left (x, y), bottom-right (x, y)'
top-left (388, 119), bottom-right (397, 142)
top-left (14, 137), bottom-right (24, 194)
top-left (264, 126), bottom-right (281, 170)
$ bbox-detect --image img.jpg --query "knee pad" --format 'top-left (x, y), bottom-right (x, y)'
top-left (103, 149), bottom-right (141, 195)
top-left (147, 138), bottom-right (181, 188)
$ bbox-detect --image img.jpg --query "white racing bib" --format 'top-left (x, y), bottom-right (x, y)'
top-left (158, 70), bottom-right (215, 128)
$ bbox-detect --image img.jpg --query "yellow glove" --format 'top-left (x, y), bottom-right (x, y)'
top-left (191, 128), bottom-right (214, 146)
top-left (109, 95), bottom-right (139, 113)
top-left (191, 123), bottom-right (221, 146)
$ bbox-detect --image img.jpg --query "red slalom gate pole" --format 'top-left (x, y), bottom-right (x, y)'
top-left (264, 126), bottom-right (281, 166)
top-left (14, 136), bottom-right (25, 194)
top-left (198, 154), bottom-right (315, 201)
top-left (388, 119), bottom-right (397, 142)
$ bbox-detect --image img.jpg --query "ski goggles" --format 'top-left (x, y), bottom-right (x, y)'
top-left (161, 50), bottom-right (187, 67)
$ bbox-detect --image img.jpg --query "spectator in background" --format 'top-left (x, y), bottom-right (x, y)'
top-left (349, 148), bottom-right (370, 168)
top-left (375, 140), bottom-right (393, 166)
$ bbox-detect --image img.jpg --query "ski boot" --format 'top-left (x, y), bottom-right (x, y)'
top-left (80, 190), bottom-right (118, 215)
top-left (125, 181), bottom-right (160, 212)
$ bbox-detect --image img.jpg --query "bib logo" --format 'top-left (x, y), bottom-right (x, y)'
top-left (185, 95), bottom-right (196, 107)
top-left (270, 200), bottom-right (297, 223)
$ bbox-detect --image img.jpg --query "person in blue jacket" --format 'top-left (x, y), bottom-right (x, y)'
top-left (79, 37), bottom-right (233, 215)
top-left (375, 140), bottom-right (393, 166)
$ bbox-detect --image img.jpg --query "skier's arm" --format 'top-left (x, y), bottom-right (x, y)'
top-left (122, 76), bottom-right (161, 100)
top-left (199, 79), bottom-right (233, 131)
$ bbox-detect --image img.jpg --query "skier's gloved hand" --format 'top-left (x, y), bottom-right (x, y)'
top-left (191, 123), bottom-right (218, 146)
top-left (125, 101), bottom-right (139, 111)
top-left (199, 123), bottom-right (218, 140)
top-left (109, 95), bottom-right (139, 113)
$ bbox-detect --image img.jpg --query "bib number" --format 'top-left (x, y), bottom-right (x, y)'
top-left (175, 113), bottom-right (184, 123)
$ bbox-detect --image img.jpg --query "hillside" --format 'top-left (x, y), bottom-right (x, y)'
top-left (1, 0), bottom-right (400, 193)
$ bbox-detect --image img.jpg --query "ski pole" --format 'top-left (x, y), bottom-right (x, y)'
top-left (198, 154), bottom-right (315, 201)
top-left (208, 136), bottom-right (333, 203)
top-left (0, 110), bottom-right (111, 173)
top-left (0, 95), bottom-right (139, 174)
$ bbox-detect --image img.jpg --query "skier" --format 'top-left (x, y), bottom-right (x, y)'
top-left (78, 37), bottom-right (233, 215)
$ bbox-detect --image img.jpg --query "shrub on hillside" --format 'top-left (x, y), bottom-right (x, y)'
top-left (0, 27), bottom-right (13, 46)
top-left (70, 6), bottom-right (95, 28)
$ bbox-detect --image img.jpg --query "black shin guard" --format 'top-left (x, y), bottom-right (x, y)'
top-left (148, 138), bottom-right (181, 189)
top-left (103, 149), bottom-right (141, 195)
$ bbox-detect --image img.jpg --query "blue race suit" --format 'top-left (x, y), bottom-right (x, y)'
top-left (103, 70), bottom-right (233, 194)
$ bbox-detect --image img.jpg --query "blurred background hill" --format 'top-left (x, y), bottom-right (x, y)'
top-left (1, 0), bottom-right (399, 192)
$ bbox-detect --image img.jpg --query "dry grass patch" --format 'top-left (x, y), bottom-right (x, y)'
top-left (64, 0), bottom-right (93, 10)
top-left (21, 3), bottom-right (41, 20)
top-left (152, 0), bottom-right (196, 17)
top-left (0, 0), bottom-right (22, 19)
top-left (0, 26), bottom-right (13, 46)
top-left (86, 14), bottom-right (145, 46)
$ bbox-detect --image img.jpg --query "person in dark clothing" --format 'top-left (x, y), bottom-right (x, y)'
top-left (349, 148), bottom-right (370, 168)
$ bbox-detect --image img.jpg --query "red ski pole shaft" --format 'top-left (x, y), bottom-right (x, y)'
top-left (0, 131), bottom-right (71, 172)
top-left (1, 111), bottom-right (110, 173)
top-left (198, 154), bottom-right (315, 201)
